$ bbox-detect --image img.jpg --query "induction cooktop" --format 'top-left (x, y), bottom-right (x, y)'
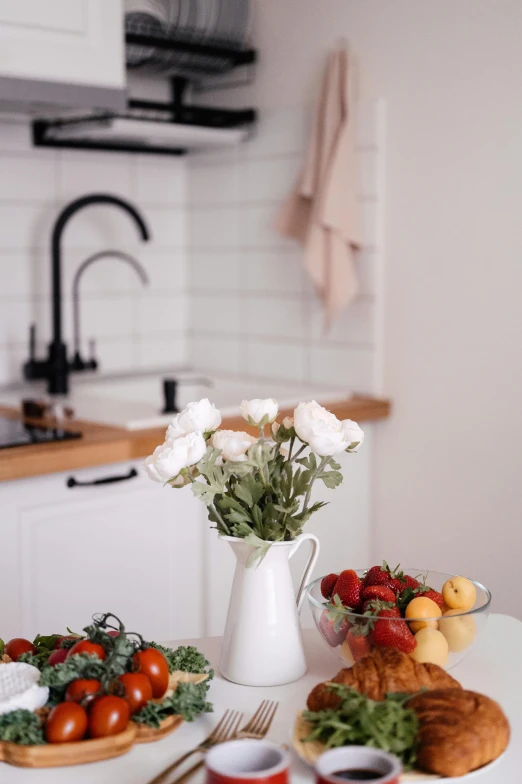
top-left (0, 415), bottom-right (82, 449)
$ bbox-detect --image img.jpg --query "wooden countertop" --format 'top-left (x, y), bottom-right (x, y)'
top-left (0, 396), bottom-right (391, 483)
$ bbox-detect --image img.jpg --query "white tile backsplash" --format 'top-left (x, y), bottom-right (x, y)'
top-left (0, 121), bottom-right (190, 383)
top-left (187, 101), bottom-right (385, 393)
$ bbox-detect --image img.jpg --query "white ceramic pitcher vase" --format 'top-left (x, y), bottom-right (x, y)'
top-left (219, 533), bottom-right (320, 687)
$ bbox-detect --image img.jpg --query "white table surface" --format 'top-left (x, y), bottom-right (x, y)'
top-left (3, 614), bottom-right (521, 784)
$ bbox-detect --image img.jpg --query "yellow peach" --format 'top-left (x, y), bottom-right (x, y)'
top-left (410, 627), bottom-right (449, 667)
top-left (405, 596), bottom-right (442, 633)
top-left (442, 576), bottom-right (476, 611)
top-left (340, 639), bottom-right (355, 665)
top-left (439, 609), bottom-right (477, 652)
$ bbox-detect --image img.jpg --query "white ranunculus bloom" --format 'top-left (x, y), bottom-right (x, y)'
top-left (167, 398), bottom-right (221, 441)
top-left (342, 419), bottom-right (364, 452)
top-left (294, 400), bottom-right (358, 456)
top-left (211, 429), bottom-right (257, 462)
top-left (240, 398), bottom-right (278, 426)
top-left (144, 432), bottom-right (207, 482)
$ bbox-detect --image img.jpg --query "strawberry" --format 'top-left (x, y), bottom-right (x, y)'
top-left (320, 573), bottom-right (339, 600)
top-left (360, 585), bottom-right (396, 604)
top-left (370, 612), bottom-right (417, 654)
top-left (332, 570), bottom-right (362, 610)
top-left (362, 600), bottom-right (400, 617)
top-left (345, 628), bottom-right (371, 661)
top-left (319, 596), bottom-right (349, 647)
top-left (419, 588), bottom-right (444, 609)
top-left (402, 575), bottom-right (421, 591)
top-left (363, 562), bottom-right (404, 594)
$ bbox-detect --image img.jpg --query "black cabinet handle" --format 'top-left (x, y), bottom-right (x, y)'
top-left (66, 468), bottom-right (138, 488)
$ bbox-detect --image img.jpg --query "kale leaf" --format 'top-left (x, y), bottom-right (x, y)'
top-left (38, 653), bottom-right (107, 705)
top-left (133, 682), bottom-right (213, 728)
top-left (146, 643), bottom-right (214, 682)
top-left (0, 710), bottom-right (45, 745)
top-left (302, 684), bottom-right (418, 770)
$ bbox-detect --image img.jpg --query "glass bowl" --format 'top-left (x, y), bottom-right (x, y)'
top-left (306, 569), bottom-right (491, 671)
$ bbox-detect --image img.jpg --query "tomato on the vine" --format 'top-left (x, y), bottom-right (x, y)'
top-left (4, 638), bottom-right (36, 661)
top-left (65, 679), bottom-right (102, 707)
top-left (66, 640), bottom-right (106, 660)
top-left (45, 702), bottom-right (88, 743)
top-left (118, 672), bottom-right (152, 714)
top-left (133, 648), bottom-right (169, 699)
top-left (89, 695), bottom-right (130, 738)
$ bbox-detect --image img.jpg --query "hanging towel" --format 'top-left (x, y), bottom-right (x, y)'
top-left (276, 46), bottom-right (362, 326)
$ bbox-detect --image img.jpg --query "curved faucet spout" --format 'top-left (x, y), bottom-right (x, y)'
top-left (48, 193), bottom-right (150, 394)
top-left (72, 250), bottom-right (149, 364)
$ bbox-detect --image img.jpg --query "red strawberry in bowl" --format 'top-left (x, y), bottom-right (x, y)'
top-left (419, 588), bottom-right (445, 609)
top-left (370, 610), bottom-right (417, 654)
top-left (332, 570), bottom-right (362, 610)
top-left (320, 573), bottom-right (339, 600)
top-left (361, 599), bottom-right (400, 617)
top-left (319, 597), bottom-right (349, 648)
top-left (360, 585), bottom-right (397, 604)
top-left (363, 562), bottom-right (405, 594)
top-left (345, 626), bottom-right (371, 661)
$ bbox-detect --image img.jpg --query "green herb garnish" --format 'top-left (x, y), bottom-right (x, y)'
top-left (302, 684), bottom-right (418, 769)
top-left (38, 653), bottom-right (107, 706)
top-left (147, 643), bottom-right (213, 680)
top-left (133, 682), bottom-right (213, 728)
top-left (0, 710), bottom-right (45, 746)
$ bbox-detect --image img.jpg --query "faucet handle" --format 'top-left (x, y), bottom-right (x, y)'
top-left (87, 339), bottom-right (98, 370)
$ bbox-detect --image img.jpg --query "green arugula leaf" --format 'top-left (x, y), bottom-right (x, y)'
top-left (133, 682), bottom-right (212, 728)
top-left (302, 684), bottom-right (418, 769)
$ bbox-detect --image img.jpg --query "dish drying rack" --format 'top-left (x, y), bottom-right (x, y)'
top-left (33, 29), bottom-right (258, 156)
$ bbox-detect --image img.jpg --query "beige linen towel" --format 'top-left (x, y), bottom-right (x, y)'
top-left (276, 46), bottom-right (362, 326)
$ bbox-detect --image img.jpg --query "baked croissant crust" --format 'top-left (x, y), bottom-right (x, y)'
top-left (407, 689), bottom-right (510, 777)
top-left (307, 647), bottom-right (461, 710)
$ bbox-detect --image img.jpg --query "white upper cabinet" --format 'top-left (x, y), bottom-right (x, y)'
top-left (0, 0), bottom-right (126, 110)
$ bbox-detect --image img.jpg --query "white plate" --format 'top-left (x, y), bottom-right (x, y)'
top-left (291, 712), bottom-right (506, 781)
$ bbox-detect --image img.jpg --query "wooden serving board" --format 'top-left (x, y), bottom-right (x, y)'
top-left (0, 724), bottom-right (137, 768)
top-left (134, 714), bottom-right (183, 744)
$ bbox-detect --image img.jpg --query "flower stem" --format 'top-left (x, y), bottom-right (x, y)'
top-left (288, 436), bottom-right (296, 461)
top-left (210, 502), bottom-right (230, 535)
top-left (290, 444), bottom-right (307, 463)
top-left (301, 456), bottom-right (329, 516)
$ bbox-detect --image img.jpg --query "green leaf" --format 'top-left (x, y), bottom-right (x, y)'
top-left (302, 685), bottom-right (418, 770)
top-left (317, 470), bottom-right (343, 489)
top-left (133, 682), bottom-right (213, 728)
top-left (244, 532), bottom-right (272, 567)
top-left (0, 638), bottom-right (4, 656)
top-left (0, 710), bottom-right (45, 745)
top-left (145, 643), bottom-right (214, 683)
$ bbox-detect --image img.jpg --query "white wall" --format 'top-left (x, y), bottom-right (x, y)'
top-left (0, 121), bottom-right (188, 383)
top-left (229, 0), bottom-right (522, 617)
top-left (187, 103), bottom-right (385, 391)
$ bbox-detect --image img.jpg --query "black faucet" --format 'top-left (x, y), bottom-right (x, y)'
top-left (24, 194), bottom-right (150, 395)
top-left (70, 249), bottom-right (149, 372)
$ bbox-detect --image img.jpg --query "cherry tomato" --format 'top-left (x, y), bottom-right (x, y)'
top-left (5, 638), bottom-right (36, 661)
top-left (118, 672), bottom-right (152, 714)
top-left (89, 695), bottom-right (130, 738)
top-left (107, 631), bottom-right (120, 638)
top-left (53, 635), bottom-right (81, 650)
top-left (65, 679), bottom-right (102, 707)
top-left (47, 648), bottom-right (68, 666)
top-left (133, 648), bottom-right (169, 699)
top-left (45, 702), bottom-right (88, 743)
top-left (66, 640), bottom-right (106, 660)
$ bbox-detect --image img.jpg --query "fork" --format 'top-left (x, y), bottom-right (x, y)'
top-left (147, 710), bottom-right (243, 784)
top-left (168, 701), bottom-right (279, 784)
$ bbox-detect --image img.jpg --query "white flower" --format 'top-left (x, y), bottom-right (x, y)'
top-left (211, 430), bottom-right (257, 462)
top-left (144, 432), bottom-right (206, 482)
top-left (294, 400), bottom-right (358, 456)
top-left (342, 419), bottom-right (364, 452)
top-left (167, 398), bottom-right (221, 440)
top-left (240, 398), bottom-right (278, 426)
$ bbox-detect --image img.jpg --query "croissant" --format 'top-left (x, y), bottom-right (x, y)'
top-left (407, 689), bottom-right (510, 777)
top-left (307, 647), bottom-right (461, 710)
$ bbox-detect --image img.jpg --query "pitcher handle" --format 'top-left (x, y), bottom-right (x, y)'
top-left (289, 533), bottom-right (320, 613)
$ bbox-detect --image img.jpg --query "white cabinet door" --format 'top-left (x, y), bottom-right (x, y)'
top-left (0, 461), bottom-right (204, 643)
top-left (0, 0), bottom-right (125, 109)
